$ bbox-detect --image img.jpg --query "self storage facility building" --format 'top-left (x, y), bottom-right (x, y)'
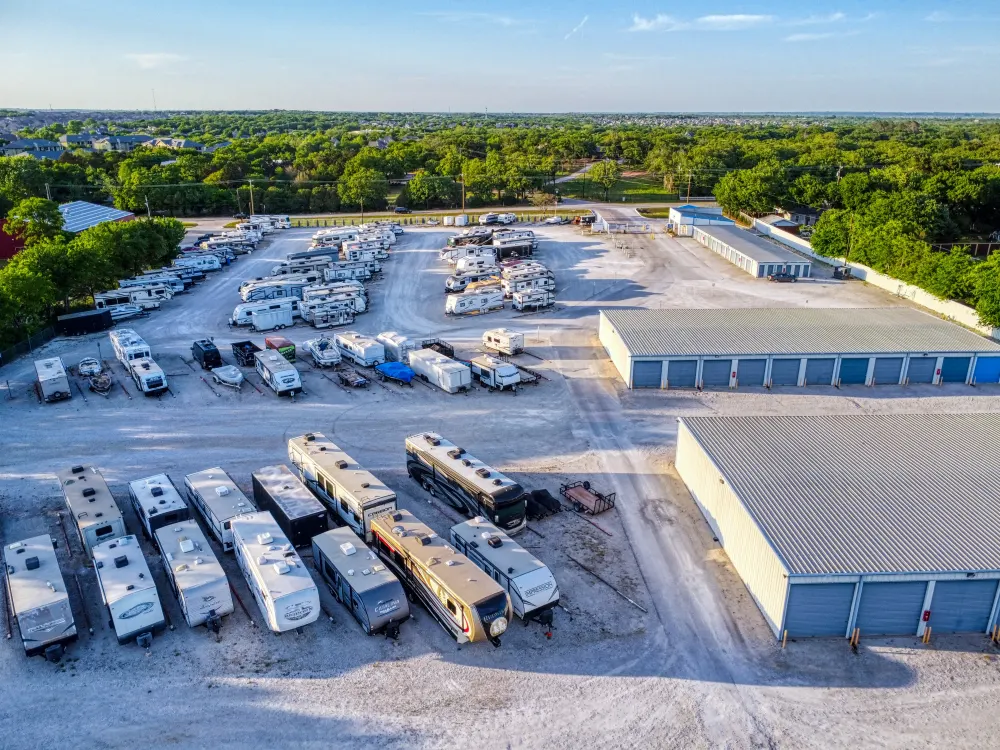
top-left (692, 225), bottom-right (811, 278)
top-left (599, 307), bottom-right (1000, 389)
top-left (677, 414), bottom-right (1000, 639)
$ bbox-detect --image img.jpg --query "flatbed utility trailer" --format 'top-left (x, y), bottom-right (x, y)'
top-left (420, 338), bottom-right (455, 358)
top-left (559, 481), bottom-right (616, 515)
top-left (232, 340), bottom-right (262, 367)
top-left (336, 368), bottom-right (370, 388)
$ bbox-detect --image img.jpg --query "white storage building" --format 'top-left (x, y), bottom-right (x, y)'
top-left (667, 204), bottom-right (734, 236)
top-left (676, 414), bottom-right (1000, 640)
top-left (692, 225), bottom-right (811, 278)
top-left (599, 307), bottom-right (1000, 389)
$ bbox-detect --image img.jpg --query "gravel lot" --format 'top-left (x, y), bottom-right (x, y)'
top-left (3, 220), bottom-right (1000, 749)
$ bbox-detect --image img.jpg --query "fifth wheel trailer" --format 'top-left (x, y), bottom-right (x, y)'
top-left (93, 535), bottom-right (166, 646)
top-left (155, 520), bottom-right (234, 630)
top-left (4, 535), bottom-right (77, 660)
top-left (58, 465), bottom-right (126, 556)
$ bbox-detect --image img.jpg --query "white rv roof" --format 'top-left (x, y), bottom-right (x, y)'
top-left (289, 433), bottom-right (395, 508)
top-left (184, 467), bottom-right (254, 522)
top-left (409, 349), bottom-right (469, 374)
top-left (57, 465), bottom-right (123, 532)
top-left (376, 331), bottom-right (410, 347)
top-left (312, 527), bottom-right (398, 596)
top-left (336, 331), bottom-right (379, 347)
top-left (470, 356), bottom-right (518, 375)
top-left (230, 512), bottom-right (316, 598)
top-left (34, 357), bottom-right (66, 381)
top-left (451, 517), bottom-right (549, 580)
top-left (93, 535), bottom-right (157, 605)
top-left (128, 474), bottom-right (187, 519)
top-left (252, 465), bottom-right (325, 520)
top-left (405, 433), bottom-right (520, 496)
top-left (254, 350), bottom-right (297, 374)
top-left (130, 357), bottom-right (164, 377)
top-left (155, 520), bottom-right (227, 594)
top-left (109, 328), bottom-right (148, 349)
top-left (4, 535), bottom-right (68, 613)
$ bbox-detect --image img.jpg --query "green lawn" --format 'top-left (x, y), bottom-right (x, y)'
top-left (558, 173), bottom-right (678, 203)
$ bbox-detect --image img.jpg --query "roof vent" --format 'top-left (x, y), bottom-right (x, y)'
top-left (492, 479), bottom-right (502, 486)
top-left (462, 459), bottom-right (472, 467)
top-left (178, 537), bottom-right (195, 554)
top-left (95, 512), bottom-right (103, 518)
top-left (487, 536), bottom-right (503, 549)
top-left (257, 532), bottom-right (273, 545)
top-left (305, 434), bottom-right (316, 442)
top-left (83, 488), bottom-right (96, 498)
top-left (417, 535), bottom-right (432, 546)
top-left (151, 486), bottom-right (164, 497)
top-left (389, 511), bottom-right (403, 522)
top-left (476, 468), bottom-right (491, 478)
top-left (340, 542), bottom-right (357, 556)
top-left (257, 555), bottom-right (268, 565)
top-left (273, 561), bottom-right (290, 575)
top-left (216, 486), bottom-right (230, 497)
top-left (25, 556), bottom-right (40, 571)
top-left (149, 507), bottom-right (158, 515)
top-left (372, 564), bottom-right (385, 573)
top-left (72, 465), bottom-right (85, 474)
top-left (126, 584), bottom-right (135, 591)
top-left (445, 559), bottom-right (457, 566)
top-left (114, 555), bottom-right (128, 569)
top-left (335, 460), bottom-right (348, 469)
top-left (424, 435), bottom-right (440, 446)
top-left (175, 563), bottom-right (189, 573)
top-left (360, 482), bottom-right (370, 489)
top-left (391, 525), bottom-right (405, 537)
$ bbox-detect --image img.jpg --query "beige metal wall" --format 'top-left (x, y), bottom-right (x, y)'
top-left (599, 312), bottom-right (634, 387)
top-left (675, 420), bottom-right (790, 637)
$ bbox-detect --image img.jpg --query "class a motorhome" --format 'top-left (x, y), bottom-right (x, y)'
top-left (482, 328), bottom-right (524, 356)
top-left (128, 357), bottom-right (169, 396)
top-left (4, 535), bottom-right (77, 661)
top-left (369, 509), bottom-right (511, 646)
top-left (230, 300), bottom-right (299, 327)
top-left (34, 357), bottom-right (72, 403)
top-left (450, 517), bottom-right (558, 624)
top-left (288, 432), bottom-right (397, 542)
top-left (408, 349), bottom-right (471, 393)
top-left (254, 350), bottom-right (302, 396)
top-left (128, 474), bottom-right (190, 541)
top-left (58, 465), bottom-right (126, 556)
top-left (512, 289), bottom-right (556, 311)
top-left (155, 520), bottom-right (234, 630)
top-left (93, 535), bottom-right (166, 646)
top-left (444, 269), bottom-right (499, 293)
top-left (444, 288), bottom-right (504, 316)
top-left (375, 332), bottom-right (415, 363)
top-left (230, 511), bottom-right (321, 633)
top-left (252, 464), bottom-right (329, 548)
top-left (183, 467), bottom-right (256, 552)
top-left (312, 527), bottom-right (409, 638)
top-left (109, 329), bottom-right (151, 367)
top-left (334, 331), bottom-right (385, 366)
top-left (469, 356), bottom-right (521, 391)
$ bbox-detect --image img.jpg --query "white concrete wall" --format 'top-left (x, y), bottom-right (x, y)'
top-left (752, 219), bottom-right (1000, 341)
top-left (599, 312), bottom-right (633, 386)
top-left (675, 420), bottom-right (790, 637)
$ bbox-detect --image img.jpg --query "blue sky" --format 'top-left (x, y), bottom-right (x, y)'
top-left (2, 1), bottom-right (999, 112)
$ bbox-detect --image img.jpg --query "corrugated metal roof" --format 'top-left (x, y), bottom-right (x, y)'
top-left (601, 307), bottom-right (1000, 357)
top-left (59, 201), bottom-right (134, 233)
top-left (682, 414), bottom-right (1000, 575)
top-left (695, 225), bottom-right (807, 264)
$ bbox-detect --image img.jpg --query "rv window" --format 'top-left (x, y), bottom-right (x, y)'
top-left (340, 499), bottom-right (349, 513)
top-left (224, 521), bottom-right (231, 530)
top-left (446, 600), bottom-right (457, 616)
top-left (352, 511), bottom-right (361, 524)
top-left (95, 524), bottom-right (113, 537)
top-left (324, 560), bottom-right (338, 584)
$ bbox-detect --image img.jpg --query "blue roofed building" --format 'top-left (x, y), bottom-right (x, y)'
top-left (667, 204), bottom-right (734, 236)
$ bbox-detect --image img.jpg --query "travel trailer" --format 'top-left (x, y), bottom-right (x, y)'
top-left (94, 285), bottom-right (171, 311)
top-left (93, 535), bottom-right (166, 646)
top-left (251, 464), bottom-right (329, 548)
top-left (183, 467), bottom-right (256, 552)
top-left (304, 304), bottom-right (355, 330)
top-left (254, 350), bottom-right (302, 397)
top-left (128, 474), bottom-right (190, 541)
top-left (370, 509), bottom-right (511, 646)
top-left (444, 269), bottom-right (500, 293)
top-left (312, 528), bottom-right (409, 638)
top-left (230, 300), bottom-right (299, 327)
top-left (173, 254), bottom-right (221, 272)
top-left (34, 357), bottom-right (71, 403)
top-left (323, 261), bottom-right (373, 282)
top-left (239, 276), bottom-right (320, 302)
top-left (230, 511), bottom-right (321, 633)
top-left (288, 432), bottom-right (397, 542)
top-left (335, 331), bottom-right (385, 366)
top-left (58, 465), bottom-right (126, 556)
top-left (155, 520), bottom-right (234, 630)
top-left (512, 290), bottom-right (556, 311)
top-left (502, 273), bottom-right (556, 298)
top-left (408, 349), bottom-right (471, 393)
top-left (301, 281), bottom-right (366, 302)
top-left (375, 332), bottom-right (416, 363)
top-left (405, 432), bottom-right (528, 534)
top-left (469, 356), bottom-right (521, 391)
top-left (454, 255), bottom-right (498, 275)
top-left (270, 257), bottom-right (334, 276)
top-left (450, 517), bottom-right (559, 624)
top-left (482, 328), bottom-right (524, 356)
top-left (445, 288), bottom-right (504, 316)
top-left (122, 274), bottom-right (186, 293)
top-left (4, 535), bottom-right (77, 661)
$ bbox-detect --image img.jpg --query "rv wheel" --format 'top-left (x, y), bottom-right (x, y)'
top-left (421, 480), bottom-right (436, 496)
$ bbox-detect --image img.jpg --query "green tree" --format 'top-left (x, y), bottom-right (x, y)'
top-left (973, 252), bottom-right (1000, 328)
top-left (337, 167), bottom-right (387, 211)
top-left (713, 160), bottom-right (785, 216)
top-left (406, 169), bottom-right (434, 209)
top-left (590, 159), bottom-right (622, 200)
top-left (4, 198), bottom-right (65, 245)
top-left (810, 209), bottom-right (853, 259)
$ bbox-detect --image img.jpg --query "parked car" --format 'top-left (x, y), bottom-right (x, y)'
top-left (393, 206), bottom-right (411, 214)
top-left (768, 272), bottom-right (797, 283)
top-left (426, 218), bottom-right (440, 225)
top-left (544, 216), bottom-right (569, 225)
top-left (479, 213), bottom-right (499, 225)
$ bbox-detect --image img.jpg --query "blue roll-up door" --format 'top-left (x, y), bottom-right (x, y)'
top-left (974, 357), bottom-right (1000, 384)
top-left (784, 583), bottom-right (856, 637)
top-left (872, 357), bottom-right (903, 385)
top-left (855, 581), bottom-right (927, 636)
top-left (667, 360), bottom-right (697, 388)
top-left (736, 359), bottom-right (767, 387)
top-left (701, 360), bottom-right (732, 387)
top-left (906, 357), bottom-right (936, 384)
top-left (940, 356), bottom-right (971, 383)
top-left (770, 359), bottom-right (800, 386)
top-left (631, 361), bottom-right (662, 388)
top-left (804, 358), bottom-right (835, 386)
top-left (838, 357), bottom-right (870, 385)
top-left (930, 580), bottom-right (999, 633)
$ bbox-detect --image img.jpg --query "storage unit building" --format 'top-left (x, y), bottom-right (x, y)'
top-left (667, 204), bottom-right (734, 236)
top-left (251, 464), bottom-right (329, 548)
top-left (692, 225), bottom-right (811, 278)
top-left (599, 307), bottom-right (1000, 390)
top-left (676, 414), bottom-right (1000, 640)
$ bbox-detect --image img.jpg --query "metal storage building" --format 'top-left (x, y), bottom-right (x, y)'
top-left (692, 225), bottom-right (811, 278)
top-left (676, 414), bottom-right (1000, 640)
top-left (667, 204), bottom-right (734, 236)
top-left (599, 307), bottom-right (1000, 390)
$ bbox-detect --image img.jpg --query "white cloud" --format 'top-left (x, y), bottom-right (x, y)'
top-left (420, 11), bottom-right (525, 27)
top-left (925, 11), bottom-right (951, 23)
top-left (565, 15), bottom-right (589, 40)
top-left (124, 53), bottom-right (187, 70)
top-left (788, 12), bottom-right (846, 26)
top-left (629, 13), bottom-right (686, 32)
top-left (785, 30), bottom-right (860, 42)
top-left (695, 14), bottom-right (773, 30)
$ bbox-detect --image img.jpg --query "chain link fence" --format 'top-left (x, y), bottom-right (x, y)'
top-left (0, 327), bottom-right (55, 369)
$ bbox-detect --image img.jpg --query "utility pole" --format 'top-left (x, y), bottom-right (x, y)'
top-left (144, 196), bottom-right (152, 219)
top-left (360, 196), bottom-right (364, 224)
top-left (248, 179), bottom-right (255, 215)
top-left (686, 172), bottom-right (692, 202)
top-left (45, 183), bottom-right (51, 201)
top-left (152, 88), bottom-right (157, 112)
top-left (461, 169), bottom-right (465, 213)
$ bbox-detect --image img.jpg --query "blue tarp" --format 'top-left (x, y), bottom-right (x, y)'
top-left (376, 362), bottom-right (415, 383)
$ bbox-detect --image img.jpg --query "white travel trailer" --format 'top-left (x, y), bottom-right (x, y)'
top-left (34, 357), bottom-right (71, 403)
top-left (335, 331), bottom-right (385, 366)
top-left (500, 261), bottom-right (548, 280)
top-left (58, 465), bottom-right (126, 556)
top-left (502, 274), bottom-right (556, 298)
top-left (230, 511), bottom-right (321, 633)
top-left (250, 306), bottom-right (295, 332)
top-left (357, 229), bottom-right (396, 246)
top-left (128, 357), bottom-right (169, 396)
top-left (300, 290), bottom-right (367, 314)
top-left (305, 305), bottom-right (355, 330)
top-left (455, 255), bottom-right (498, 275)
top-left (445, 288), bottom-right (504, 316)
top-left (445, 269), bottom-right (499, 293)
top-left (93, 535), bottom-right (166, 646)
top-left (288, 431), bottom-right (397, 542)
top-left (493, 229), bottom-right (536, 246)
top-left (291, 246), bottom-right (352, 263)
top-left (156, 520), bottom-right (234, 630)
top-left (4, 534), bottom-right (77, 660)
top-left (173, 254), bottom-right (222, 272)
top-left (375, 332), bottom-right (416, 363)
top-left (482, 328), bottom-right (525, 355)
top-left (323, 262), bottom-right (373, 282)
top-left (301, 281), bottom-right (366, 301)
top-left (128, 474), bottom-right (190, 541)
top-left (240, 277), bottom-right (319, 302)
top-left (95, 287), bottom-right (170, 310)
top-left (109, 329), bottom-right (151, 367)
top-left (183, 467), bottom-right (256, 552)
top-left (123, 275), bottom-right (186, 293)
top-left (408, 349), bottom-right (471, 393)
top-left (342, 246), bottom-right (386, 263)
top-left (254, 350), bottom-right (302, 396)
top-left (443, 244), bottom-right (496, 265)
top-left (231, 300), bottom-right (300, 327)
top-left (470, 356), bottom-right (521, 391)
top-left (270, 258), bottom-right (334, 276)
top-left (450, 517), bottom-right (558, 624)
top-left (512, 290), bottom-right (556, 311)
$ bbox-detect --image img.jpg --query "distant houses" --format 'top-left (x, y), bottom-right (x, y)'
top-left (1, 138), bottom-right (65, 159)
top-left (92, 135), bottom-right (154, 152)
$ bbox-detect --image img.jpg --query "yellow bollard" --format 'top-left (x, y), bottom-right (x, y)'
top-left (782, 630), bottom-right (788, 649)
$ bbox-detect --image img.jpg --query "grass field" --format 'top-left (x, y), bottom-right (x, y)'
top-left (558, 173), bottom-right (678, 203)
